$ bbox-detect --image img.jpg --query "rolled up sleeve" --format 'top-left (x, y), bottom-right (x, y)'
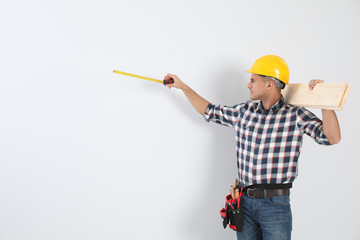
top-left (203, 103), bottom-right (244, 128)
top-left (296, 107), bottom-right (331, 145)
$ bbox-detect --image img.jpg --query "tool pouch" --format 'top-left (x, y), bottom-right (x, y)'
top-left (220, 189), bottom-right (244, 232)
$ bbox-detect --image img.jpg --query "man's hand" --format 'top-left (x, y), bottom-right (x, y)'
top-left (308, 79), bottom-right (324, 90)
top-left (164, 73), bottom-right (185, 90)
top-left (163, 73), bottom-right (210, 115)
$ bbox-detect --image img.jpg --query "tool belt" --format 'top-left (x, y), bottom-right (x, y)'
top-left (220, 188), bottom-right (245, 232)
top-left (219, 182), bottom-right (292, 232)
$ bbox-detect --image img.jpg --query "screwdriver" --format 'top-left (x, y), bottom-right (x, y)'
top-left (234, 179), bottom-right (239, 199)
top-left (113, 70), bottom-right (174, 85)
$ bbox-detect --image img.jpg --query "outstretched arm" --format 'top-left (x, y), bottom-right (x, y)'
top-left (309, 79), bottom-right (341, 144)
top-left (164, 73), bottom-right (210, 115)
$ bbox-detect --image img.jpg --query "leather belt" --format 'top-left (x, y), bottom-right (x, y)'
top-left (245, 188), bottom-right (290, 198)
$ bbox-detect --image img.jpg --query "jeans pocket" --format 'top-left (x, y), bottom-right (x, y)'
top-left (267, 195), bottom-right (290, 206)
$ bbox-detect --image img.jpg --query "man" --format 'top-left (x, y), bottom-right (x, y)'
top-left (163, 55), bottom-right (341, 240)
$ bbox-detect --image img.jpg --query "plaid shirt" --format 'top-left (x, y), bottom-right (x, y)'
top-left (203, 95), bottom-right (331, 187)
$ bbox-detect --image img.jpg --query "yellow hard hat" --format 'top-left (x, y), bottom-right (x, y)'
top-left (246, 55), bottom-right (289, 84)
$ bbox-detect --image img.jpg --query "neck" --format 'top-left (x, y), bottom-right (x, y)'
top-left (261, 93), bottom-right (281, 110)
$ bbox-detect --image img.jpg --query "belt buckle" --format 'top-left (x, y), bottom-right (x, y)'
top-left (247, 188), bottom-right (254, 198)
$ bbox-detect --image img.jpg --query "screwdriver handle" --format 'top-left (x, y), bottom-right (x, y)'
top-left (163, 78), bottom-right (174, 85)
top-left (233, 179), bottom-right (238, 188)
top-left (230, 186), bottom-right (235, 200)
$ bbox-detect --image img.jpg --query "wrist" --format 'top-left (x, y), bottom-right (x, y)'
top-left (181, 83), bottom-right (190, 91)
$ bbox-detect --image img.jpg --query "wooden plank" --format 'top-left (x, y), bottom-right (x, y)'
top-left (293, 85), bottom-right (349, 110)
top-left (339, 86), bottom-right (351, 110)
top-left (281, 82), bottom-right (349, 110)
top-left (291, 85), bottom-right (350, 110)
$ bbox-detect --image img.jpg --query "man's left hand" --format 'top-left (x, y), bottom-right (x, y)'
top-left (308, 79), bottom-right (324, 90)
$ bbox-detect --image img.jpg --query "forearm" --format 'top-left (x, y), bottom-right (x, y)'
top-left (181, 84), bottom-right (210, 115)
top-left (322, 109), bottom-right (341, 144)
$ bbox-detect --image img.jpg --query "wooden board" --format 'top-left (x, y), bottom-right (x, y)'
top-left (339, 86), bottom-right (351, 110)
top-left (281, 82), bottom-right (350, 110)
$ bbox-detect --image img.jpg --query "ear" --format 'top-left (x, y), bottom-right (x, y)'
top-left (266, 80), bottom-right (274, 90)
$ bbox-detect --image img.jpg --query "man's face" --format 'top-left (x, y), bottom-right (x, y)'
top-left (247, 74), bottom-right (268, 100)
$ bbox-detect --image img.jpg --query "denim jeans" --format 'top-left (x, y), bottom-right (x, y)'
top-left (236, 193), bottom-right (292, 240)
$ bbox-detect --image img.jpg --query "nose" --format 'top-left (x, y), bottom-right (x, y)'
top-left (247, 81), bottom-right (251, 89)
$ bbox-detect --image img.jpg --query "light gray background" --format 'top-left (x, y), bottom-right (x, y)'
top-left (1, 0), bottom-right (359, 239)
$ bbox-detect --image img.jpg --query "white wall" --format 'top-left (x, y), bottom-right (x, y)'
top-left (1, 0), bottom-right (359, 239)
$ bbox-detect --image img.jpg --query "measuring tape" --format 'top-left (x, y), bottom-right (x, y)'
top-left (113, 70), bottom-right (174, 85)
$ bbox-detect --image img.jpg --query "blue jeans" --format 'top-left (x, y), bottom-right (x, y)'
top-left (236, 193), bottom-right (292, 240)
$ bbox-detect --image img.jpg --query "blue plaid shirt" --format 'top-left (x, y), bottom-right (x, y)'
top-left (203, 95), bottom-right (331, 187)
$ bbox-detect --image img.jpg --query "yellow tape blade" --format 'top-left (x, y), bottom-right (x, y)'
top-left (113, 70), bottom-right (163, 84)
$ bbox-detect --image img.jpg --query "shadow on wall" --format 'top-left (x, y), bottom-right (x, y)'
top-left (185, 66), bottom-right (250, 240)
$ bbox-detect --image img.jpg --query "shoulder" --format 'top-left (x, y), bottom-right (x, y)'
top-left (284, 105), bottom-right (319, 123)
top-left (242, 100), bottom-right (258, 110)
top-left (282, 102), bottom-right (304, 114)
top-left (226, 101), bottom-right (253, 112)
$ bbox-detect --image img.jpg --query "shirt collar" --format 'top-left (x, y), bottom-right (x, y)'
top-left (257, 95), bottom-right (285, 113)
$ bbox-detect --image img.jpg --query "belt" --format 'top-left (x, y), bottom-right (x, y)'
top-left (245, 188), bottom-right (290, 198)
